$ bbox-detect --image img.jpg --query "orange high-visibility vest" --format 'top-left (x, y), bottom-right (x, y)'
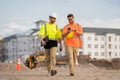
top-left (62, 23), bottom-right (83, 48)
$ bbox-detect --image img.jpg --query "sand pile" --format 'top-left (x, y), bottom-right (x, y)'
top-left (78, 55), bottom-right (91, 64)
top-left (0, 62), bottom-right (31, 74)
top-left (89, 58), bottom-right (120, 70)
top-left (0, 62), bottom-right (120, 80)
top-left (111, 58), bottom-right (120, 69)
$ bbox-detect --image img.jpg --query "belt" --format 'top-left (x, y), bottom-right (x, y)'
top-left (49, 38), bottom-right (57, 40)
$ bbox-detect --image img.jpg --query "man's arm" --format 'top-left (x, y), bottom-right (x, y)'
top-left (39, 24), bottom-right (46, 45)
top-left (40, 35), bottom-right (46, 46)
top-left (73, 30), bottom-right (83, 35)
top-left (73, 24), bottom-right (83, 36)
top-left (58, 38), bottom-right (62, 51)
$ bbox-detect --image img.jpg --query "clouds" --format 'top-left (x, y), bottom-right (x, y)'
top-left (0, 22), bottom-right (32, 37)
top-left (0, 18), bottom-right (120, 38)
top-left (0, 0), bottom-right (120, 37)
top-left (81, 18), bottom-right (120, 29)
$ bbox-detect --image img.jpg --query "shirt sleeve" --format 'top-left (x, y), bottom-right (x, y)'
top-left (38, 24), bottom-right (45, 37)
top-left (62, 25), bottom-right (68, 36)
top-left (76, 24), bottom-right (83, 35)
top-left (56, 27), bottom-right (62, 39)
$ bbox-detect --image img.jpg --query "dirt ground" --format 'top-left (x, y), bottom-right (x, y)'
top-left (0, 62), bottom-right (120, 80)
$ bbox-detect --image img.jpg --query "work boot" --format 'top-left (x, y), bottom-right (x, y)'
top-left (70, 73), bottom-right (74, 76)
top-left (51, 70), bottom-right (57, 76)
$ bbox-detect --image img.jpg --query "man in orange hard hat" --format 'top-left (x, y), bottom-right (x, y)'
top-left (62, 14), bottom-right (83, 76)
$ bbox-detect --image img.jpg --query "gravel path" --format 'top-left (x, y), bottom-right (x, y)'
top-left (0, 63), bottom-right (120, 80)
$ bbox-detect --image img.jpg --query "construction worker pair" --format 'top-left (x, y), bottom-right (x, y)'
top-left (48, 70), bottom-right (57, 76)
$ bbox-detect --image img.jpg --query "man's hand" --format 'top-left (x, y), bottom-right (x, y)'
top-left (59, 45), bottom-right (62, 51)
top-left (40, 35), bottom-right (46, 46)
top-left (65, 28), bottom-right (72, 36)
top-left (41, 40), bottom-right (46, 46)
top-left (67, 27), bottom-right (72, 33)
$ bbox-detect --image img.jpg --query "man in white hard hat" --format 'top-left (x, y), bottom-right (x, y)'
top-left (39, 12), bottom-right (62, 76)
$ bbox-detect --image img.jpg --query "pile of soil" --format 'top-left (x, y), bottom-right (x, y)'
top-left (0, 62), bottom-right (30, 73)
top-left (77, 55), bottom-right (91, 64)
top-left (56, 55), bottom-right (120, 70)
top-left (89, 59), bottom-right (112, 69)
top-left (111, 58), bottom-right (120, 70)
top-left (89, 58), bottom-right (120, 70)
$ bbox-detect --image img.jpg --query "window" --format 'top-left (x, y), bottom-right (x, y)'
top-left (88, 52), bottom-right (91, 56)
top-left (95, 52), bottom-right (98, 56)
top-left (13, 48), bottom-right (15, 53)
top-left (12, 41), bottom-right (14, 43)
top-left (6, 43), bottom-right (8, 46)
top-left (6, 49), bottom-right (8, 53)
top-left (109, 44), bottom-right (111, 49)
top-left (101, 45), bottom-right (104, 48)
top-left (79, 52), bottom-right (82, 55)
top-left (95, 45), bottom-right (98, 48)
top-left (33, 46), bottom-right (35, 49)
top-left (23, 42), bottom-right (26, 44)
top-left (19, 49), bottom-right (22, 52)
top-left (108, 36), bottom-right (111, 42)
top-left (115, 38), bottom-right (117, 41)
top-left (88, 37), bottom-right (91, 40)
top-left (109, 52), bottom-right (111, 57)
top-left (101, 37), bottom-right (104, 41)
top-left (115, 53), bottom-right (117, 56)
top-left (29, 48), bottom-right (31, 51)
top-left (115, 45), bottom-right (117, 49)
top-left (33, 39), bottom-right (35, 42)
top-left (24, 49), bottom-right (26, 52)
top-left (12, 41), bottom-right (15, 46)
top-left (88, 44), bottom-right (91, 48)
top-left (101, 52), bottom-right (104, 56)
top-left (95, 37), bottom-right (98, 41)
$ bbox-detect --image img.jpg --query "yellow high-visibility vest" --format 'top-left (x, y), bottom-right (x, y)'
top-left (39, 22), bottom-right (62, 39)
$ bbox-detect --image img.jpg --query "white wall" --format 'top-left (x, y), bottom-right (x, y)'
top-left (83, 33), bottom-right (96, 57)
top-left (83, 33), bottom-right (120, 60)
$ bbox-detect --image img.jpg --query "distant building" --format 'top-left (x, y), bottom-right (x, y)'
top-left (3, 20), bottom-right (46, 62)
top-left (4, 29), bottom-right (40, 62)
top-left (83, 28), bottom-right (120, 60)
top-left (0, 39), bottom-right (5, 62)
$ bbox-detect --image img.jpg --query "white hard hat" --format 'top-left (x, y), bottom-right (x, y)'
top-left (49, 12), bottom-right (57, 18)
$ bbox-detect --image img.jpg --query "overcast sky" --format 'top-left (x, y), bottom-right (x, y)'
top-left (0, 0), bottom-right (120, 37)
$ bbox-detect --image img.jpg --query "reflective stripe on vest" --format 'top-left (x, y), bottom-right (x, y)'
top-left (72, 36), bottom-right (80, 38)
